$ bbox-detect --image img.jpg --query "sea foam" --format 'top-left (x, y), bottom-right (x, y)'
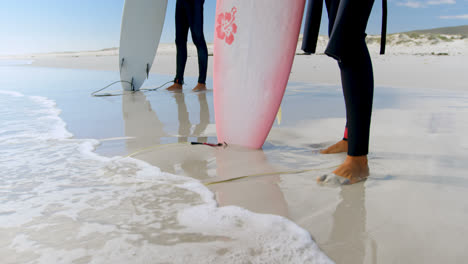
top-left (0, 91), bottom-right (332, 264)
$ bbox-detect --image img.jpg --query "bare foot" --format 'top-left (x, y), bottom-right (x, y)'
top-left (167, 82), bottom-right (183, 91)
top-left (320, 140), bottom-right (348, 154)
top-left (192, 83), bottom-right (206, 92)
top-left (318, 155), bottom-right (369, 185)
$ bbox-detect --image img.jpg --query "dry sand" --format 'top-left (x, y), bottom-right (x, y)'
top-left (3, 36), bottom-right (468, 263)
top-left (4, 34), bottom-right (467, 90)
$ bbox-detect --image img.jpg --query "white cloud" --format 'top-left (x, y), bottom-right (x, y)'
top-left (397, 0), bottom-right (456, 7)
top-left (398, 1), bottom-right (426, 8)
top-left (428, 0), bottom-right (456, 4)
top-left (439, 14), bottom-right (468, 19)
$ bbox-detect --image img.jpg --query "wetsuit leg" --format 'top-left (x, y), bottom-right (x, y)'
top-left (325, 0), bottom-right (375, 156)
top-left (175, 0), bottom-right (190, 84)
top-left (186, 0), bottom-right (208, 84)
top-left (339, 46), bottom-right (374, 156)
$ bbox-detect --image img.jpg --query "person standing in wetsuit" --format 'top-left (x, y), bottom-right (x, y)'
top-left (302, 0), bottom-right (386, 184)
top-left (167, 0), bottom-right (208, 92)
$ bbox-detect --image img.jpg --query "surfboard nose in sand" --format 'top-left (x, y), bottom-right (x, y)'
top-left (213, 0), bottom-right (306, 149)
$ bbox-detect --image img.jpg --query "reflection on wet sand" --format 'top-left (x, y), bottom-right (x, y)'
top-left (122, 91), bottom-right (212, 177)
top-left (210, 146), bottom-right (290, 217)
top-left (192, 93), bottom-right (209, 142)
top-left (121, 90), bottom-right (290, 217)
top-left (172, 91), bottom-right (210, 144)
top-left (174, 92), bottom-right (190, 143)
top-left (173, 92), bottom-right (210, 178)
top-left (122, 91), bottom-right (167, 150)
top-left (322, 184), bottom-right (377, 264)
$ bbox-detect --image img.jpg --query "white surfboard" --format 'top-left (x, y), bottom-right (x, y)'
top-left (119, 0), bottom-right (168, 91)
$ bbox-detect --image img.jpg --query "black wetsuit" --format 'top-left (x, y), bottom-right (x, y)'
top-left (174, 0), bottom-right (208, 85)
top-left (302, 0), bottom-right (386, 156)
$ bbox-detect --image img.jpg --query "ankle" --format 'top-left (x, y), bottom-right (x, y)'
top-left (345, 155), bottom-right (368, 165)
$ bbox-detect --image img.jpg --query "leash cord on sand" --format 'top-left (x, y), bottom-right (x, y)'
top-left (122, 142), bottom-right (340, 186)
top-left (140, 80), bottom-right (173, 92)
top-left (123, 142), bottom-right (189, 158)
top-left (123, 142), bottom-right (227, 159)
top-left (91, 80), bottom-right (132, 97)
top-left (91, 80), bottom-right (173, 97)
top-left (203, 165), bottom-right (340, 186)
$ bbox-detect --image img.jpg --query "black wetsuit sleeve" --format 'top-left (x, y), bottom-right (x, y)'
top-left (301, 0), bottom-right (323, 54)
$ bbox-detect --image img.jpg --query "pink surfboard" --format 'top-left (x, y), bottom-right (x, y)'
top-left (213, 0), bottom-right (306, 149)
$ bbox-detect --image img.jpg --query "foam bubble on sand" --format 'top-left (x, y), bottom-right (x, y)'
top-left (0, 91), bottom-right (333, 264)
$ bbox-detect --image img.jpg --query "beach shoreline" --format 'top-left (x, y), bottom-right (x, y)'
top-left (3, 35), bottom-right (467, 91)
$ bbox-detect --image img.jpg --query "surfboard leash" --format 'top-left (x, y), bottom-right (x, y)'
top-left (140, 80), bottom-right (174, 92)
top-left (91, 80), bottom-right (173, 97)
top-left (91, 80), bottom-right (132, 97)
top-left (123, 142), bottom-right (189, 158)
top-left (190, 141), bottom-right (228, 148)
top-left (203, 165), bottom-right (340, 186)
top-left (123, 141), bottom-right (227, 159)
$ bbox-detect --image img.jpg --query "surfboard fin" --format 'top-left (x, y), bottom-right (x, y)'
top-left (120, 58), bottom-right (125, 69)
top-left (276, 106), bottom-right (282, 125)
top-left (146, 64), bottom-right (150, 79)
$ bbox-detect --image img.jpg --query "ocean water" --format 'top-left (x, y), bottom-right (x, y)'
top-left (0, 62), bottom-right (332, 264)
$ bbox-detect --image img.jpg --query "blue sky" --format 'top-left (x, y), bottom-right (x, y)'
top-left (0, 0), bottom-right (466, 55)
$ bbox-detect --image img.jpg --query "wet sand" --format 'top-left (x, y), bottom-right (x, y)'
top-left (87, 82), bottom-right (467, 263)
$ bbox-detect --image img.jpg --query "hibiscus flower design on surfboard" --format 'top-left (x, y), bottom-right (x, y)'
top-left (216, 7), bottom-right (237, 45)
